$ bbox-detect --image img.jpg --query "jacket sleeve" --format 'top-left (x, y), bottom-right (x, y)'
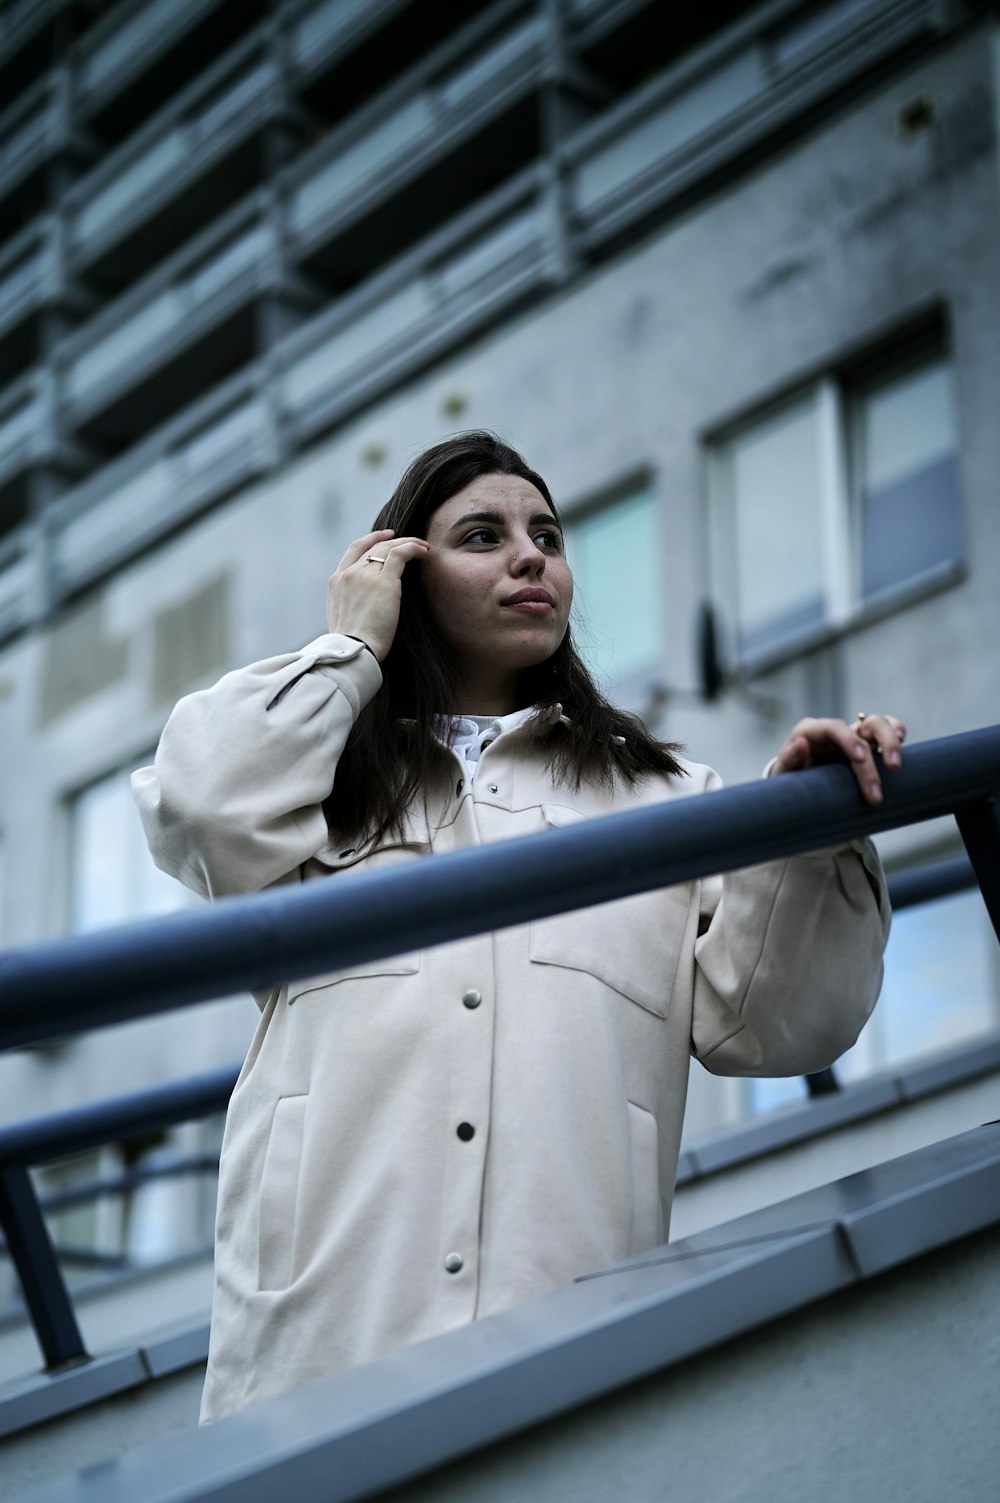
top-left (688, 766), bottom-right (891, 1077)
top-left (130, 634), bottom-right (382, 901)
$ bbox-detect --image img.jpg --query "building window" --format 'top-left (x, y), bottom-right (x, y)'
top-left (68, 761), bottom-right (189, 934)
top-left (59, 765), bottom-right (215, 1270)
top-left (746, 882), bottom-right (1000, 1115)
top-left (565, 484), bottom-right (662, 692)
top-left (708, 344), bottom-right (963, 666)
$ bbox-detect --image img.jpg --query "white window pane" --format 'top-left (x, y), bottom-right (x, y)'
top-left (862, 363), bottom-right (955, 492)
top-left (566, 490), bottom-right (661, 688)
top-left (857, 360), bottom-right (963, 599)
top-left (838, 888), bottom-right (999, 1082)
top-left (721, 397), bottom-right (826, 655)
top-left (69, 763), bottom-right (189, 934)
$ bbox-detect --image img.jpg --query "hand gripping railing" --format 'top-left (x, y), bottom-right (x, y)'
top-left (0, 725), bottom-right (998, 1371)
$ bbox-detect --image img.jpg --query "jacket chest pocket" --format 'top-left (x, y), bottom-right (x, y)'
top-left (287, 949), bottom-right (421, 1004)
top-left (291, 833), bottom-right (428, 1000)
top-left (528, 805), bottom-right (691, 1020)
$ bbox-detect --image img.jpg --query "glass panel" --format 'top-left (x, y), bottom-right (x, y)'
top-left (284, 280), bottom-right (431, 409)
top-left (771, 0), bottom-right (877, 72)
top-left (439, 19), bottom-right (544, 112)
top-left (83, 0), bottom-right (178, 94)
top-left (566, 489), bottom-right (661, 688)
top-left (574, 48), bottom-right (763, 212)
top-left (857, 360), bottom-right (962, 599)
top-left (76, 132), bottom-right (186, 245)
top-left (436, 207), bottom-right (541, 302)
top-left (292, 0), bottom-right (369, 65)
top-left (192, 64), bottom-right (270, 142)
top-left (838, 888), bottom-right (1000, 1082)
top-left (290, 96), bottom-right (432, 233)
top-left (69, 764), bottom-right (190, 935)
top-left (0, 252), bottom-right (42, 320)
top-left (720, 395), bottom-right (826, 655)
top-left (66, 291), bottom-right (178, 401)
top-left (188, 226), bottom-right (267, 303)
top-left (182, 400), bottom-right (261, 472)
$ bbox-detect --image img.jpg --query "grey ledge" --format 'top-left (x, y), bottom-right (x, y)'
top-left (14, 1124), bottom-right (1000, 1503)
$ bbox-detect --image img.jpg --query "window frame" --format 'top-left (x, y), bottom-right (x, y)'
top-left (705, 333), bottom-right (966, 675)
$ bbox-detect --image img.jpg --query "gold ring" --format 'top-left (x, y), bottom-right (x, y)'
top-left (365, 553), bottom-right (387, 566)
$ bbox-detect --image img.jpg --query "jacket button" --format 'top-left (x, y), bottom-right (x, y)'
top-left (488, 783), bottom-right (499, 794)
top-left (462, 989), bottom-right (482, 1009)
top-left (456, 1122), bottom-right (475, 1141)
top-left (444, 1251), bottom-right (464, 1274)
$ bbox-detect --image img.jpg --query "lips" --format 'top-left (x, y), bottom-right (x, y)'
top-left (504, 587), bottom-right (555, 607)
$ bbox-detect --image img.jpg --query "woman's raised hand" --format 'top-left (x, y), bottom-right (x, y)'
top-left (326, 529), bottom-right (429, 662)
top-left (768, 713), bottom-right (907, 805)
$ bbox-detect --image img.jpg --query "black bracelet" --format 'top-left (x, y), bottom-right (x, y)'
top-left (343, 634), bottom-right (378, 660)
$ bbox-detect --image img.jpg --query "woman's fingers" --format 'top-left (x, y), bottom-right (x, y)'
top-left (338, 529), bottom-right (396, 570)
top-left (770, 715), bottom-right (906, 804)
top-left (327, 533), bottom-right (430, 658)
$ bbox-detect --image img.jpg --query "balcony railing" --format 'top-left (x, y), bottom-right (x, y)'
top-left (49, 371), bottom-right (272, 594)
top-left (61, 197), bottom-right (277, 436)
top-left (0, 726), bottom-right (998, 1374)
top-left (66, 29), bottom-right (282, 283)
top-left (566, 0), bottom-right (947, 248)
top-left (286, 0), bottom-right (544, 273)
top-left (75, 0), bottom-right (233, 123)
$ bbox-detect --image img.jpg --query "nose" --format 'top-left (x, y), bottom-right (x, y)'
top-left (510, 534), bottom-right (546, 577)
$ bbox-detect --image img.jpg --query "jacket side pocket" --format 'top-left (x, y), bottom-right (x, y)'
top-left (627, 1101), bottom-right (663, 1255)
top-left (257, 1094), bottom-right (308, 1292)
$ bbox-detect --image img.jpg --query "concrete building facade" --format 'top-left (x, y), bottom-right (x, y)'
top-left (0, 0), bottom-right (998, 1371)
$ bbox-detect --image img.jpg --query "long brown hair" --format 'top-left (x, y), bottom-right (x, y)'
top-left (324, 432), bottom-right (684, 843)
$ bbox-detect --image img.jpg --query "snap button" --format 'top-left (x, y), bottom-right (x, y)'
top-left (456, 1122), bottom-right (475, 1141)
top-left (444, 1251), bottom-right (464, 1274)
top-left (462, 989), bottom-right (482, 1009)
top-left (488, 784), bottom-right (499, 794)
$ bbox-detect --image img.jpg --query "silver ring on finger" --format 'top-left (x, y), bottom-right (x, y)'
top-left (852, 712), bottom-right (868, 735)
top-left (365, 552), bottom-right (387, 567)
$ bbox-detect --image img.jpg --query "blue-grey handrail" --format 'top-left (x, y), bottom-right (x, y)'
top-left (1, 725), bottom-right (998, 1053)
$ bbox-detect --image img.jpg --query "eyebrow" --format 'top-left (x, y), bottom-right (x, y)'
top-left (448, 509), bottom-right (563, 536)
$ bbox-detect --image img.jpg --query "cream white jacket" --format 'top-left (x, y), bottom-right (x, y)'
top-left (132, 633), bottom-right (890, 1422)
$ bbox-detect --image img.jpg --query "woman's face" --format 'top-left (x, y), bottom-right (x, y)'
top-left (420, 473), bottom-right (573, 704)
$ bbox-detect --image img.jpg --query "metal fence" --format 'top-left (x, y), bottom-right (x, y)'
top-left (1, 724), bottom-right (998, 1373)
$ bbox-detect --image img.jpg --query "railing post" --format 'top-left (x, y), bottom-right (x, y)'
top-left (955, 793), bottom-right (1000, 944)
top-left (0, 1166), bottom-right (89, 1369)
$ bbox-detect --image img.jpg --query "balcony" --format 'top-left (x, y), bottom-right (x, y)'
top-left (0, 221), bottom-right (56, 389)
top-left (0, 373), bottom-right (51, 527)
top-left (60, 197), bottom-right (297, 451)
top-left (49, 375), bottom-right (273, 594)
top-left (290, 0), bottom-right (473, 125)
top-left (0, 72), bottom-right (92, 238)
top-left (66, 30), bottom-right (294, 293)
top-left (74, 0), bottom-right (265, 145)
top-left (566, 0), bottom-right (949, 254)
top-left (280, 174), bottom-right (556, 445)
top-left (286, 0), bottom-right (546, 292)
top-left (0, 528), bottom-right (36, 640)
top-left (0, 0), bottom-right (91, 108)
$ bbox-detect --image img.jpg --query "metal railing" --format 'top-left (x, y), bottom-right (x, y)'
top-left (0, 725), bottom-right (998, 1374)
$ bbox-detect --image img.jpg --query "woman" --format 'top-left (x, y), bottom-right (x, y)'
top-left (133, 432), bottom-right (902, 1422)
